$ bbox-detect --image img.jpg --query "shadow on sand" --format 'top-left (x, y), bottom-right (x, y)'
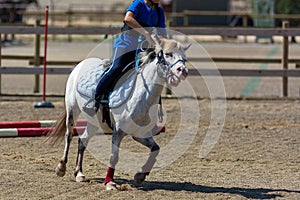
top-left (89, 178), bottom-right (300, 199)
top-left (140, 180), bottom-right (300, 199)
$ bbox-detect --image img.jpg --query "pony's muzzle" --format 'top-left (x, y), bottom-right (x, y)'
top-left (172, 65), bottom-right (188, 80)
top-left (181, 67), bottom-right (188, 80)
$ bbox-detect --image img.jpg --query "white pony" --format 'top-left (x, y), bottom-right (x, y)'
top-left (48, 36), bottom-right (190, 190)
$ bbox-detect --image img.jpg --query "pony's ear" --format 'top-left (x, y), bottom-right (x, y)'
top-left (152, 34), bottom-right (163, 53)
top-left (182, 43), bottom-right (191, 52)
top-left (151, 34), bottom-right (161, 47)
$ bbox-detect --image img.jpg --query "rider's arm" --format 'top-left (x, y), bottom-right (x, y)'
top-left (124, 11), bottom-right (154, 45)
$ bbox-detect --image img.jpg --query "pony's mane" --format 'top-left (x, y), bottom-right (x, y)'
top-left (139, 49), bottom-right (156, 66)
top-left (139, 38), bottom-right (185, 66)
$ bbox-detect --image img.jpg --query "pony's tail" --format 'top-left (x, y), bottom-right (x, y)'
top-left (45, 109), bottom-right (67, 146)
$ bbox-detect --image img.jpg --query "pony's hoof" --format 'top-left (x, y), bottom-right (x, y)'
top-left (106, 181), bottom-right (118, 190)
top-left (134, 173), bottom-right (147, 187)
top-left (55, 161), bottom-right (66, 177)
top-left (75, 172), bottom-right (86, 182)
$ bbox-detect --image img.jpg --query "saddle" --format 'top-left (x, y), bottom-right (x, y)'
top-left (77, 61), bottom-right (137, 128)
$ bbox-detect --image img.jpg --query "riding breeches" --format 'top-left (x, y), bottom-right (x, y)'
top-left (95, 47), bottom-right (136, 100)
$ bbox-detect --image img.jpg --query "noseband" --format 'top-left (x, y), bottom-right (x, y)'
top-left (156, 50), bottom-right (186, 78)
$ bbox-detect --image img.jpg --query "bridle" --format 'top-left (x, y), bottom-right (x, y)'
top-left (156, 49), bottom-right (186, 80)
top-left (135, 35), bottom-right (187, 82)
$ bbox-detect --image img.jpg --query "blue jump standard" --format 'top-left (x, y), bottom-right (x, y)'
top-left (34, 101), bottom-right (55, 108)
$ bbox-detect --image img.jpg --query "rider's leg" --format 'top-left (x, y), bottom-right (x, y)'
top-left (83, 48), bottom-right (135, 115)
top-left (95, 48), bottom-right (135, 102)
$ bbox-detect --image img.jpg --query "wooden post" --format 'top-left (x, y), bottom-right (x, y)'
top-left (67, 8), bottom-right (72, 42)
top-left (0, 33), bottom-right (2, 94)
top-left (282, 21), bottom-right (289, 97)
top-left (242, 14), bottom-right (248, 43)
top-left (34, 19), bottom-right (41, 93)
top-left (50, 0), bottom-right (56, 40)
top-left (183, 10), bottom-right (188, 26)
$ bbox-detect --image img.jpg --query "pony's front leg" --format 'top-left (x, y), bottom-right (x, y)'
top-left (74, 123), bottom-right (97, 182)
top-left (132, 136), bottom-right (160, 187)
top-left (105, 129), bottom-right (126, 190)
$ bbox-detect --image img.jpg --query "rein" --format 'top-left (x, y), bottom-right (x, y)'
top-left (136, 46), bottom-right (186, 82)
top-left (135, 48), bottom-right (186, 123)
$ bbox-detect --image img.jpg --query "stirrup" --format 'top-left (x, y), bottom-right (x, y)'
top-left (82, 99), bottom-right (98, 116)
top-left (82, 106), bottom-right (97, 116)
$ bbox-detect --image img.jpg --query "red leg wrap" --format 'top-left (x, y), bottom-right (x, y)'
top-left (104, 167), bottom-right (115, 184)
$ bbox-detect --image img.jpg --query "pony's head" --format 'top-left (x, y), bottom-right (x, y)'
top-left (141, 36), bottom-right (191, 86)
top-left (140, 36), bottom-right (190, 87)
top-left (155, 37), bottom-right (190, 86)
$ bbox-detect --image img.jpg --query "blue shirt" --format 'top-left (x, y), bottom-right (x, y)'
top-left (114, 0), bottom-right (166, 49)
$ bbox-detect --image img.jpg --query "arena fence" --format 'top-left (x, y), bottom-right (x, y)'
top-left (0, 22), bottom-right (299, 97)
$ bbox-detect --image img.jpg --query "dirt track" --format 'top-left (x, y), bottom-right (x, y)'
top-left (0, 95), bottom-right (299, 199)
top-left (1, 37), bottom-right (300, 199)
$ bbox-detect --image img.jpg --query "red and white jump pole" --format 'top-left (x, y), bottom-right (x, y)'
top-left (0, 119), bottom-right (88, 129)
top-left (0, 127), bottom-right (85, 137)
top-left (0, 119), bottom-right (88, 137)
top-left (34, 5), bottom-right (54, 108)
top-left (0, 119), bottom-right (165, 137)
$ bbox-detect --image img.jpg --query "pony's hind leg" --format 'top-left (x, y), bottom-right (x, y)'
top-left (55, 109), bottom-right (75, 177)
top-left (132, 136), bottom-right (160, 187)
top-left (74, 123), bottom-right (98, 182)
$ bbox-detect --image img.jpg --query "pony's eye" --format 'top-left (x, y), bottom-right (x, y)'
top-left (165, 53), bottom-right (173, 57)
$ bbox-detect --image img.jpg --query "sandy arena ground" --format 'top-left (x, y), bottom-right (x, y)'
top-left (0, 95), bottom-right (299, 199)
top-left (0, 39), bottom-right (300, 199)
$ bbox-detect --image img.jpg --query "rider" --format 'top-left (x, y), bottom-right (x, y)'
top-left (83, 0), bottom-right (166, 115)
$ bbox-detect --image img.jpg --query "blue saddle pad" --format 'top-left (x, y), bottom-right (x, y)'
top-left (77, 63), bottom-right (137, 108)
top-left (109, 71), bottom-right (137, 108)
top-left (76, 63), bottom-right (105, 99)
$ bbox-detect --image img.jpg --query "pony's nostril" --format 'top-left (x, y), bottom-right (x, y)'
top-left (183, 69), bottom-right (188, 77)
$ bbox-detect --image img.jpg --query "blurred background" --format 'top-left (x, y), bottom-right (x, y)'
top-left (1, 0), bottom-right (300, 42)
top-left (0, 0), bottom-right (300, 98)
top-left (1, 0), bottom-right (299, 24)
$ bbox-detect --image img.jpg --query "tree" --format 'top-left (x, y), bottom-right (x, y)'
top-left (275, 0), bottom-right (300, 42)
top-left (275, 0), bottom-right (300, 27)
